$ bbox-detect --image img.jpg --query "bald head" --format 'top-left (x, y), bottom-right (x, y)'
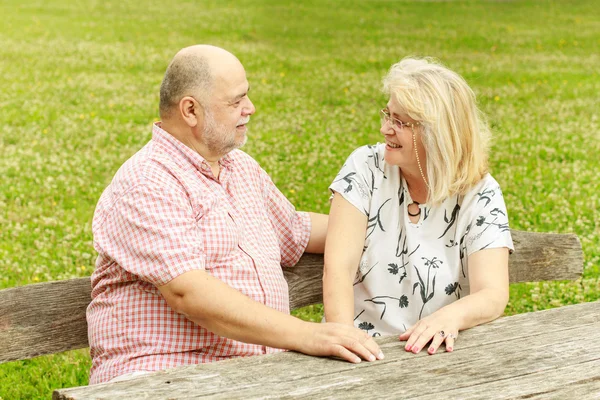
top-left (159, 45), bottom-right (243, 120)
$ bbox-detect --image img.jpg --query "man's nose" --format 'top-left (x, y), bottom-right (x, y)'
top-left (244, 98), bottom-right (256, 116)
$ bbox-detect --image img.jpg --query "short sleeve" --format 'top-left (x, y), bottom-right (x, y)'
top-left (93, 184), bottom-right (206, 286)
top-left (328, 146), bottom-right (374, 216)
top-left (261, 170), bottom-right (311, 268)
top-left (465, 181), bottom-right (515, 257)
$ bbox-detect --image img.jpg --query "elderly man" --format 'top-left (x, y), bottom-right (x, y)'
top-left (87, 45), bottom-right (383, 384)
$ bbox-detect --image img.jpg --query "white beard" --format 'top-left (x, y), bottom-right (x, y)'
top-left (202, 110), bottom-right (248, 155)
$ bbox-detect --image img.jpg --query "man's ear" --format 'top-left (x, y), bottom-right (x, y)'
top-left (179, 96), bottom-right (203, 128)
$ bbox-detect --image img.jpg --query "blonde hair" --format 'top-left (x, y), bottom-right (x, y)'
top-left (382, 57), bottom-right (491, 205)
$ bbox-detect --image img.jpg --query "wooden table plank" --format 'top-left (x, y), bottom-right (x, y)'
top-left (54, 301), bottom-right (600, 400)
top-left (414, 359), bottom-right (600, 400)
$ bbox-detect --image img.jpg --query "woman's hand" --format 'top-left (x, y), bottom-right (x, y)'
top-left (399, 309), bottom-right (459, 355)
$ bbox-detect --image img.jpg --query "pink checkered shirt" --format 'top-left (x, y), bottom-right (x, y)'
top-left (87, 123), bottom-right (311, 384)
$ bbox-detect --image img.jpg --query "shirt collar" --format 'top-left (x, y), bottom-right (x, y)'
top-left (151, 122), bottom-right (234, 174)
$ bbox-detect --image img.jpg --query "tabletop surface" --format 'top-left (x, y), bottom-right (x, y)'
top-left (55, 301), bottom-right (600, 399)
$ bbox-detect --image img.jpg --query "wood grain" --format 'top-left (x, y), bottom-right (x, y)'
top-left (53, 301), bottom-right (600, 399)
top-left (0, 278), bottom-right (91, 363)
top-left (0, 229), bottom-right (583, 363)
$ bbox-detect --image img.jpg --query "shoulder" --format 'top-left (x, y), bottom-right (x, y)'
top-left (463, 174), bottom-right (504, 201)
top-left (113, 142), bottom-right (189, 195)
top-left (340, 143), bottom-right (385, 170)
top-left (348, 143), bottom-right (384, 161)
top-left (460, 173), bottom-right (508, 216)
top-left (94, 144), bottom-right (189, 225)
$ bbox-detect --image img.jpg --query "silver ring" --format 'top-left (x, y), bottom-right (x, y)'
top-left (447, 333), bottom-right (457, 340)
top-left (438, 330), bottom-right (446, 338)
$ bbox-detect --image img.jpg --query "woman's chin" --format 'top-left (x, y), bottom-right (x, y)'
top-left (384, 150), bottom-right (403, 167)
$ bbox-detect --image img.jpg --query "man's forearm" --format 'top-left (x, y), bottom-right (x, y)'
top-left (161, 269), bottom-right (307, 350)
top-left (304, 212), bottom-right (328, 253)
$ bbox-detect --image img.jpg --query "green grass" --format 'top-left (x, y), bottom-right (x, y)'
top-left (1, 0), bottom-right (599, 398)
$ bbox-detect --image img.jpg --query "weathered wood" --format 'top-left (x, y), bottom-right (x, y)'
top-left (0, 278), bottom-right (91, 363)
top-left (53, 301), bottom-right (600, 399)
top-left (508, 229), bottom-right (583, 284)
top-left (0, 229), bottom-right (584, 364)
top-left (285, 252), bottom-right (325, 310)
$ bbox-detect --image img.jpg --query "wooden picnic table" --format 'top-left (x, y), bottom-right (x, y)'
top-left (54, 300), bottom-right (600, 399)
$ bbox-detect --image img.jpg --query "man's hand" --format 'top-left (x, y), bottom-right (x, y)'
top-left (293, 322), bottom-right (384, 363)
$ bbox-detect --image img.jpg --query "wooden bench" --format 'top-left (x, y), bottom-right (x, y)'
top-left (0, 229), bottom-right (584, 367)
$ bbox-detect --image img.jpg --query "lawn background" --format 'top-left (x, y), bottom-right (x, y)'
top-left (1, 0), bottom-right (599, 398)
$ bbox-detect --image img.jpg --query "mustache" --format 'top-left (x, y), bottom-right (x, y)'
top-left (237, 116), bottom-right (250, 126)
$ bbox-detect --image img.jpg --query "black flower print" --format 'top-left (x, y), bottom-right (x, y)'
top-left (422, 206), bottom-right (430, 221)
top-left (358, 321), bottom-right (375, 334)
top-left (413, 259), bottom-right (439, 319)
top-left (387, 263), bottom-right (407, 284)
top-left (422, 256), bottom-right (443, 269)
top-left (367, 145), bottom-right (387, 179)
top-left (333, 172), bottom-right (358, 194)
top-left (445, 282), bottom-right (462, 299)
top-left (475, 215), bottom-right (510, 233)
top-left (458, 223), bottom-right (472, 278)
top-left (490, 208), bottom-right (506, 217)
top-left (367, 166), bottom-right (378, 195)
top-left (366, 198), bottom-right (391, 239)
top-left (399, 295), bottom-right (409, 308)
top-left (438, 200), bottom-right (461, 239)
top-left (445, 239), bottom-right (458, 248)
top-left (398, 186), bottom-right (405, 207)
top-left (476, 187), bottom-right (496, 207)
top-left (365, 295), bottom-right (410, 319)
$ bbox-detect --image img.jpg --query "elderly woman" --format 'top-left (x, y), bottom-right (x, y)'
top-left (323, 57), bottom-right (513, 356)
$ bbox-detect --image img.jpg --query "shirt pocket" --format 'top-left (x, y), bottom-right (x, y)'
top-left (199, 204), bottom-right (240, 265)
top-left (247, 204), bottom-right (283, 261)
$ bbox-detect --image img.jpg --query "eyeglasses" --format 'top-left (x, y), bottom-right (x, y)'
top-left (380, 108), bottom-right (419, 131)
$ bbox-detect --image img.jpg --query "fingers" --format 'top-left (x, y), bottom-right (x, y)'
top-left (401, 322), bottom-right (458, 355)
top-left (332, 345), bottom-right (362, 364)
top-left (313, 323), bottom-right (384, 363)
top-left (362, 332), bottom-right (385, 360)
top-left (343, 333), bottom-right (384, 362)
top-left (398, 325), bottom-right (414, 341)
top-left (404, 323), bottom-right (436, 354)
top-left (445, 332), bottom-right (457, 352)
top-left (427, 330), bottom-right (446, 355)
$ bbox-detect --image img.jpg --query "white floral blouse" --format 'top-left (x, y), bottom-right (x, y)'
top-left (329, 144), bottom-right (514, 336)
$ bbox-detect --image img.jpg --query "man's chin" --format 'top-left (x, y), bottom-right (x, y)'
top-left (238, 134), bottom-right (248, 148)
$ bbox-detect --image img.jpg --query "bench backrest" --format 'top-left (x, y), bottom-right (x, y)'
top-left (0, 229), bottom-right (583, 364)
